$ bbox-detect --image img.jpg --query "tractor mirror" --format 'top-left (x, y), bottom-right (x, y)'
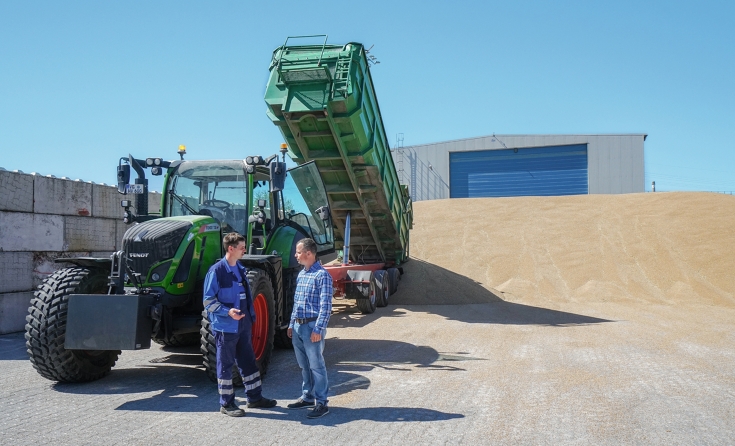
top-left (316, 205), bottom-right (330, 221)
top-left (117, 164), bottom-right (131, 194)
top-left (269, 162), bottom-right (287, 192)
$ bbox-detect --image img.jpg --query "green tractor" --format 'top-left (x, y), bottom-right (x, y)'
top-left (25, 145), bottom-right (335, 383)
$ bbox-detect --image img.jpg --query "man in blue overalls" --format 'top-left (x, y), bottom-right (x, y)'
top-left (204, 232), bottom-right (277, 417)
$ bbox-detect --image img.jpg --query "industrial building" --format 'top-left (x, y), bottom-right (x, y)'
top-left (391, 134), bottom-right (646, 201)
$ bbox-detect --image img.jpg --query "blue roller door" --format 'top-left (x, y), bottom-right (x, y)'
top-left (450, 144), bottom-right (588, 198)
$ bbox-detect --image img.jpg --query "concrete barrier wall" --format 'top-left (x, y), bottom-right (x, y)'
top-left (0, 169), bottom-right (161, 334)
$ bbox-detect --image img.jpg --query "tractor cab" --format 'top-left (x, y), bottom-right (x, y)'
top-left (166, 160), bottom-right (251, 235)
top-left (164, 157), bottom-right (334, 260)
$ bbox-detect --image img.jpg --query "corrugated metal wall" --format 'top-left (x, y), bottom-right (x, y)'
top-left (449, 145), bottom-right (588, 198)
top-left (391, 134), bottom-right (645, 201)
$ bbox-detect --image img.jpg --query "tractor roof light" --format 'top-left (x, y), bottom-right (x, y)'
top-left (145, 158), bottom-right (154, 166)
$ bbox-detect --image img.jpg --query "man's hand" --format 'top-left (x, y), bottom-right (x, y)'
top-left (311, 331), bottom-right (322, 342)
top-left (287, 328), bottom-right (293, 338)
top-left (228, 308), bottom-right (245, 320)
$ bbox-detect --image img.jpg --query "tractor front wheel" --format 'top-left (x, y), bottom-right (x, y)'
top-left (25, 267), bottom-right (120, 382)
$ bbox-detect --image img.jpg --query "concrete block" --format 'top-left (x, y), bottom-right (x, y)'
top-left (149, 192), bottom-right (162, 215)
top-left (0, 252), bottom-right (33, 293)
top-left (34, 176), bottom-right (92, 216)
top-left (90, 251), bottom-right (115, 259)
top-left (32, 251), bottom-right (92, 287)
top-left (0, 170), bottom-right (34, 213)
top-left (63, 216), bottom-right (116, 251)
top-left (93, 184), bottom-right (125, 219)
top-left (0, 291), bottom-right (33, 334)
top-left (0, 211), bottom-right (64, 251)
top-left (116, 219), bottom-right (130, 246)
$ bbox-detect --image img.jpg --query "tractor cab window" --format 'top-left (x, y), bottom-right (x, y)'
top-left (167, 160), bottom-right (249, 235)
top-left (281, 161), bottom-right (334, 254)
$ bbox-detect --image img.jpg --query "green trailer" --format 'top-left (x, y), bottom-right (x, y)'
top-left (265, 36), bottom-right (413, 313)
top-left (264, 36), bottom-right (412, 265)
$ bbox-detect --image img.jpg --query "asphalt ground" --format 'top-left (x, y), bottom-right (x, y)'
top-left (1, 293), bottom-right (734, 445)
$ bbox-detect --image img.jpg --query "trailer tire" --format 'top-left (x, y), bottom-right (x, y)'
top-left (375, 270), bottom-right (390, 307)
top-left (25, 267), bottom-right (120, 383)
top-left (356, 272), bottom-right (377, 314)
top-left (201, 268), bottom-right (276, 385)
top-left (388, 267), bottom-right (401, 295)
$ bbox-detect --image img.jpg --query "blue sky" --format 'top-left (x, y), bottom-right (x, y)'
top-left (1, 0), bottom-right (733, 193)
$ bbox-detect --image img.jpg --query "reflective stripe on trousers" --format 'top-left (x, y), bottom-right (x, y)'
top-left (215, 319), bottom-right (262, 407)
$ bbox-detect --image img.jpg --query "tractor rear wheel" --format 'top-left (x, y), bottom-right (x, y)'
top-left (153, 332), bottom-right (200, 347)
top-left (201, 268), bottom-right (276, 385)
top-left (274, 329), bottom-right (292, 349)
top-left (25, 267), bottom-right (120, 382)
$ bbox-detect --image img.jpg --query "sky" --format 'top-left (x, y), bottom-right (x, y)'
top-left (1, 0), bottom-right (733, 193)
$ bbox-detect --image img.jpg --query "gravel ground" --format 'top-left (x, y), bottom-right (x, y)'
top-left (2, 295), bottom-right (733, 445)
top-left (1, 192), bottom-right (733, 444)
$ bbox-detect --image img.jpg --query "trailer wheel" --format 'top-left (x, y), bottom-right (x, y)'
top-left (201, 268), bottom-right (276, 385)
top-left (388, 267), bottom-right (401, 295)
top-left (25, 267), bottom-right (120, 382)
top-left (356, 272), bottom-right (377, 314)
top-left (375, 270), bottom-right (390, 307)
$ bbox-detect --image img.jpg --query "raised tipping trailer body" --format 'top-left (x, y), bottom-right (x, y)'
top-left (264, 37), bottom-right (412, 312)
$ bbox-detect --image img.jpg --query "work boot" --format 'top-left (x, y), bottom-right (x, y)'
top-left (220, 402), bottom-right (246, 417)
top-left (246, 397), bottom-right (277, 409)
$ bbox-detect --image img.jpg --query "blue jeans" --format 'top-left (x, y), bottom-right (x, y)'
top-left (292, 320), bottom-right (328, 405)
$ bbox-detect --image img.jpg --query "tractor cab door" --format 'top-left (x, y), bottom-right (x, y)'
top-left (276, 161), bottom-right (334, 255)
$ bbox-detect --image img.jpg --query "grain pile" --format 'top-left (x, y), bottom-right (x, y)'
top-left (397, 192), bottom-right (735, 308)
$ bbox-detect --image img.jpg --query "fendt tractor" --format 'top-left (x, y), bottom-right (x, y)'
top-left (25, 36), bottom-right (412, 384)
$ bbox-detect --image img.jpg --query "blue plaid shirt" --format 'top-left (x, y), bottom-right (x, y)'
top-left (289, 261), bottom-right (333, 335)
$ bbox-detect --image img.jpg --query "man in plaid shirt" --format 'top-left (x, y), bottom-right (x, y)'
top-left (286, 238), bottom-right (333, 418)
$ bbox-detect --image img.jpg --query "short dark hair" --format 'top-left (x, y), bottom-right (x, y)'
top-left (297, 238), bottom-right (317, 255)
top-left (223, 232), bottom-right (245, 250)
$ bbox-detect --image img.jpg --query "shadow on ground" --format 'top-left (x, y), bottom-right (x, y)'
top-left (243, 405), bottom-right (464, 425)
top-left (330, 258), bottom-right (612, 327)
top-left (0, 332), bottom-right (28, 360)
top-left (45, 337), bottom-right (453, 413)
